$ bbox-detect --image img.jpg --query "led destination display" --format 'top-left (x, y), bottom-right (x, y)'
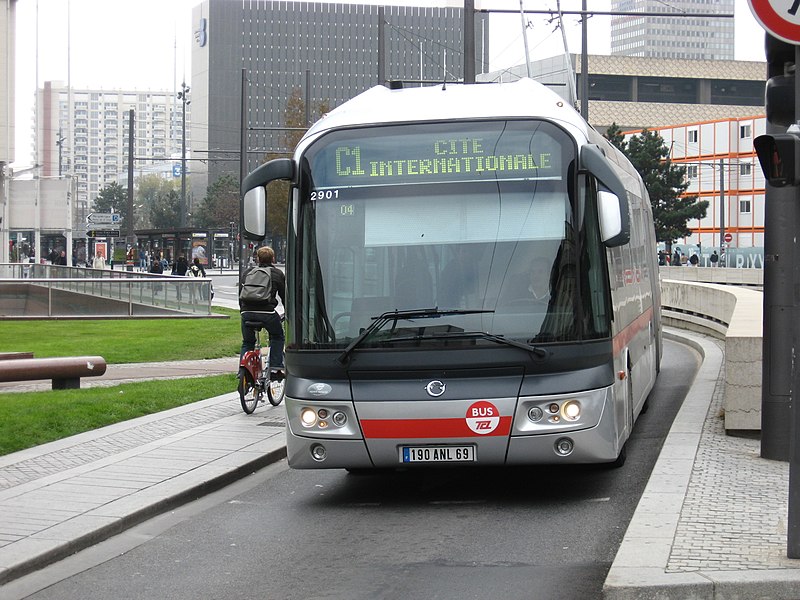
top-left (307, 122), bottom-right (567, 188)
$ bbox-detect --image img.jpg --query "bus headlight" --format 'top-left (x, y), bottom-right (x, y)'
top-left (332, 411), bottom-right (347, 427)
top-left (561, 400), bottom-right (581, 421)
top-left (300, 407), bottom-right (318, 427)
top-left (527, 406), bottom-right (544, 422)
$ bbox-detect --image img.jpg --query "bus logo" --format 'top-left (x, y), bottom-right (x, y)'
top-left (465, 401), bottom-right (501, 435)
top-left (426, 380), bottom-right (446, 397)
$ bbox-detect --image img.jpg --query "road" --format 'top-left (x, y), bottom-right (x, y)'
top-left (15, 341), bottom-right (697, 600)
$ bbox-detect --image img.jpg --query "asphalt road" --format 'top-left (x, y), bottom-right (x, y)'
top-left (16, 340), bottom-right (698, 600)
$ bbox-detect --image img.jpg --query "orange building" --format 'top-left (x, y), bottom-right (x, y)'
top-left (626, 115), bottom-right (766, 252)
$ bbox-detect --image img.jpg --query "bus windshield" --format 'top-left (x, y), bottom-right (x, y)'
top-left (294, 120), bottom-right (611, 349)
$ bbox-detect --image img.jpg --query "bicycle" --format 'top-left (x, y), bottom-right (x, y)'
top-left (237, 320), bottom-right (286, 413)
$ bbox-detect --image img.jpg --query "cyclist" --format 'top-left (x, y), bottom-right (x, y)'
top-left (239, 246), bottom-right (286, 375)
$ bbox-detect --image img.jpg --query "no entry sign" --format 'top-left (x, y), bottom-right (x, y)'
top-left (749, 0), bottom-right (800, 44)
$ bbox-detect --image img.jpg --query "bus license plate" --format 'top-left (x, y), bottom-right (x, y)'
top-left (401, 445), bottom-right (475, 463)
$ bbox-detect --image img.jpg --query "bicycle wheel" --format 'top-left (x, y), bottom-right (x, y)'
top-left (266, 370), bottom-right (286, 406)
top-left (238, 367), bottom-right (261, 414)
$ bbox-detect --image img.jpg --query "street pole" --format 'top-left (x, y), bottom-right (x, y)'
top-left (239, 69), bottom-right (248, 285)
top-left (126, 109), bottom-right (135, 248)
top-left (719, 158), bottom-right (725, 265)
top-left (464, 0), bottom-right (475, 83)
top-left (788, 43), bottom-right (800, 560)
top-left (178, 82), bottom-right (190, 228)
top-left (580, 0), bottom-right (588, 119)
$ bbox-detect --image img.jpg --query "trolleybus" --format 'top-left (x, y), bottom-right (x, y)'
top-left (241, 78), bottom-right (661, 469)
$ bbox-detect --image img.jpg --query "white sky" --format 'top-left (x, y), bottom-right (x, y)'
top-left (12, 0), bottom-right (765, 168)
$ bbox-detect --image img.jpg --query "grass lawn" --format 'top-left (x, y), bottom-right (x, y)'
top-left (0, 373), bottom-right (238, 456)
top-left (0, 309), bottom-right (245, 454)
top-left (0, 308), bottom-right (241, 363)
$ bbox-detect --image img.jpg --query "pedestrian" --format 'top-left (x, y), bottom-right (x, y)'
top-left (92, 253), bottom-right (106, 270)
top-left (673, 249), bottom-right (681, 266)
top-left (710, 250), bottom-right (719, 267)
top-left (658, 250), bottom-right (666, 266)
top-left (238, 245), bottom-right (286, 372)
top-left (188, 257), bottom-right (208, 301)
top-left (689, 253), bottom-right (699, 266)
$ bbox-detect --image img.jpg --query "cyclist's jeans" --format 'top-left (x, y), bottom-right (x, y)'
top-left (240, 311), bottom-right (284, 368)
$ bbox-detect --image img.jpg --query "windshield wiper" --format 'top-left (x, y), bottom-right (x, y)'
top-left (386, 330), bottom-right (548, 358)
top-left (336, 307), bottom-right (494, 364)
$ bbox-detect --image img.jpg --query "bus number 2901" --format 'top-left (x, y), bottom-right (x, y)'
top-left (310, 189), bottom-right (339, 200)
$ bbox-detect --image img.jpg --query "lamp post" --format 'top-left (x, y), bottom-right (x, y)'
top-left (177, 82), bottom-right (190, 228)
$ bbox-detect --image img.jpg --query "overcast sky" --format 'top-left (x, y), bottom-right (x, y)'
top-left (12, 0), bottom-right (765, 168)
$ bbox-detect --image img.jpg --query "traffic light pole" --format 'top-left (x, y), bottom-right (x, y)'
top-left (789, 44), bottom-right (800, 559)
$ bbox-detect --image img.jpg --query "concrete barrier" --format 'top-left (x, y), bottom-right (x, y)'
top-left (660, 279), bottom-right (763, 431)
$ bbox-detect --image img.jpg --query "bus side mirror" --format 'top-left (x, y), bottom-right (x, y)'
top-left (242, 187), bottom-right (266, 240)
top-left (580, 145), bottom-right (631, 247)
top-left (240, 158), bottom-right (295, 241)
top-left (598, 190), bottom-right (628, 246)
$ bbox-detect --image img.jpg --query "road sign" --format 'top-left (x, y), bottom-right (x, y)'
top-left (749, 0), bottom-right (800, 44)
top-left (86, 212), bottom-right (121, 226)
top-left (724, 232), bottom-right (733, 243)
top-left (87, 230), bottom-right (121, 238)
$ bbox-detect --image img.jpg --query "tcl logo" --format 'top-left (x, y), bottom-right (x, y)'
top-left (465, 401), bottom-right (500, 435)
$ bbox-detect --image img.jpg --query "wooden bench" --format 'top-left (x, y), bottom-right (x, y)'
top-left (0, 352), bottom-right (35, 360)
top-left (0, 356), bottom-right (107, 390)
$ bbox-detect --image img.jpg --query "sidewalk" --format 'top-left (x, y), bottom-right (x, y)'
top-left (0, 391), bottom-right (287, 586)
top-left (0, 329), bottom-right (799, 597)
top-left (604, 330), bottom-right (800, 599)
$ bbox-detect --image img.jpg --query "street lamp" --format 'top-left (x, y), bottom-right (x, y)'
top-left (177, 82), bottom-right (190, 228)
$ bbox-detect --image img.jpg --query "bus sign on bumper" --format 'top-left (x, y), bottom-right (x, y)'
top-left (401, 445), bottom-right (476, 463)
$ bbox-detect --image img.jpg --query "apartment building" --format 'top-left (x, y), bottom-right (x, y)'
top-left (35, 81), bottom-right (190, 227)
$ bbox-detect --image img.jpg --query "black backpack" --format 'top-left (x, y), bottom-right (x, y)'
top-left (240, 266), bottom-right (274, 303)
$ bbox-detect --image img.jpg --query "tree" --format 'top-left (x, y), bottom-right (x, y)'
top-left (149, 189), bottom-right (182, 229)
top-left (92, 182), bottom-right (129, 227)
top-left (605, 124), bottom-right (708, 253)
top-left (136, 174), bottom-right (181, 230)
top-left (195, 174), bottom-right (240, 228)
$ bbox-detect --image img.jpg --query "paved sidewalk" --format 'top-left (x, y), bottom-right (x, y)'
top-left (0, 393), bottom-right (286, 586)
top-left (604, 329), bottom-right (800, 599)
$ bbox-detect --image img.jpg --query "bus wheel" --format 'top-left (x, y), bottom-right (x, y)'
top-left (604, 444), bottom-right (627, 469)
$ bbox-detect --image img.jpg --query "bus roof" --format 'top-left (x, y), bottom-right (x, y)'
top-left (302, 78), bottom-right (591, 142)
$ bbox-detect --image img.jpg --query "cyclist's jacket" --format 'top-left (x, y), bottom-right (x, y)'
top-left (239, 264), bottom-right (286, 312)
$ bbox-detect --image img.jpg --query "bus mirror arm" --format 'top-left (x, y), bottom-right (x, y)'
top-left (240, 158), bottom-right (295, 241)
top-left (579, 145), bottom-right (630, 247)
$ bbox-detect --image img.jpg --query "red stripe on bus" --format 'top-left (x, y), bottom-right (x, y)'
top-left (613, 306), bottom-right (654, 357)
top-left (361, 417), bottom-right (513, 439)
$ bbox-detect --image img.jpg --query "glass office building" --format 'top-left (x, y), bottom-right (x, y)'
top-left (190, 0), bottom-right (489, 201)
top-left (611, 0), bottom-right (734, 60)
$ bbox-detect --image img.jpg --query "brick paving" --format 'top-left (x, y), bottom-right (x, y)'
top-left (668, 340), bottom-right (793, 572)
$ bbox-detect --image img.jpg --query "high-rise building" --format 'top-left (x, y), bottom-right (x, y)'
top-left (189, 0), bottom-right (489, 202)
top-left (0, 0), bottom-right (17, 263)
top-left (611, 0), bottom-right (734, 60)
top-left (35, 81), bottom-right (190, 227)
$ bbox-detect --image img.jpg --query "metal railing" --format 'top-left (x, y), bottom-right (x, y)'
top-left (0, 264), bottom-right (214, 318)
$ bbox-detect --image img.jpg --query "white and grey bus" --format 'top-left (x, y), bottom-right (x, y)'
top-left (241, 78), bottom-right (661, 469)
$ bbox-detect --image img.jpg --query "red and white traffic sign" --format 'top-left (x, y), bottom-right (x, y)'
top-left (749, 0), bottom-right (800, 45)
top-left (465, 401), bottom-right (500, 435)
top-left (724, 232), bottom-right (733, 243)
